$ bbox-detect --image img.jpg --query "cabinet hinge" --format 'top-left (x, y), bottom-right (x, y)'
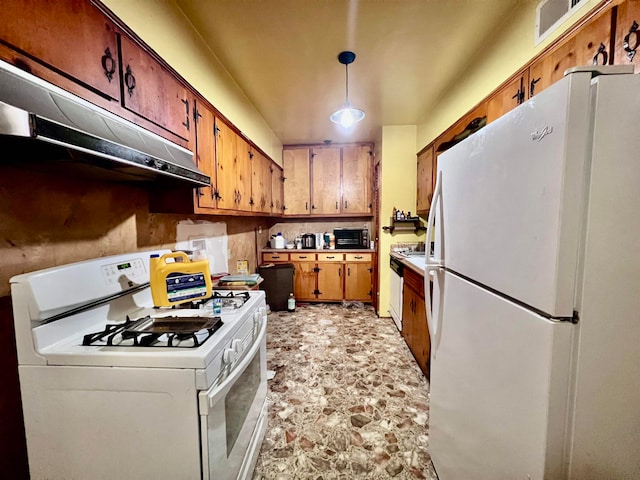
top-left (249, 151), bottom-right (254, 159)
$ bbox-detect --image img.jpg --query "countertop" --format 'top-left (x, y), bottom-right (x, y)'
top-left (263, 248), bottom-right (375, 254)
top-left (390, 251), bottom-right (426, 275)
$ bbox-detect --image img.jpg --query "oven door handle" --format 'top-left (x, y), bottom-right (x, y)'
top-left (201, 317), bottom-right (267, 409)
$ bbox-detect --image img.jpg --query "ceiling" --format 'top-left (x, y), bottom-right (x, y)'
top-left (174, 0), bottom-right (525, 146)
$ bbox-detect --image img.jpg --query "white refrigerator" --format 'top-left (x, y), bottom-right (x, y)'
top-left (424, 66), bottom-right (640, 480)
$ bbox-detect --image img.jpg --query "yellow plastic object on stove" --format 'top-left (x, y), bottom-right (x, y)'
top-left (149, 251), bottom-right (212, 307)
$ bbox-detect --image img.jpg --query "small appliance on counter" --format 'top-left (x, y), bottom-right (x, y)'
top-left (334, 228), bottom-right (369, 249)
top-left (302, 233), bottom-right (316, 249)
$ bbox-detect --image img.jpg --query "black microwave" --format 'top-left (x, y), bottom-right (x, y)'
top-left (333, 228), bottom-right (369, 249)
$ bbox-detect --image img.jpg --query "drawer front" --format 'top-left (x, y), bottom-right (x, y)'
top-left (290, 253), bottom-right (316, 261)
top-left (262, 253), bottom-right (289, 262)
top-left (318, 253), bottom-right (344, 262)
top-left (345, 253), bottom-right (372, 262)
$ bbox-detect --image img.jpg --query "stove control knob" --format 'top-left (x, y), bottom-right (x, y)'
top-left (231, 339), bottom-right (243, 354)
top-left (223, 347), bottom-right (237, 365)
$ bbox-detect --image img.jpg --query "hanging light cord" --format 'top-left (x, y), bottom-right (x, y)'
top-left (344, 63), bottom-right (350, 104)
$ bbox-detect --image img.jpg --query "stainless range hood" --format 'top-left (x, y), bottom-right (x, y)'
top-left (0, 59), bottom-right (210, 187)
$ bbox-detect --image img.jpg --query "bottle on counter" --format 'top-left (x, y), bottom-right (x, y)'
top-left (392, 206), bottom-right (397, 220)
top-left (274, 232), bottom-right (285, 249)
top-left (287, 293), bottom-right (296, 312)
top-left (295, 236), bottom-right (302, 249)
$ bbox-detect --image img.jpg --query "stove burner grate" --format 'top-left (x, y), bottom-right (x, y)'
top-left (82, 315), bottom-right (224, 348)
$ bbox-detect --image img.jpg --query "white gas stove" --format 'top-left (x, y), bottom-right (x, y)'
top-left (11, 250), bottom-right (268, 480)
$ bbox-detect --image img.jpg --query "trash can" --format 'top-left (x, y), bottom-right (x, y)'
top-left (258, 263), bottom-right (294, 311)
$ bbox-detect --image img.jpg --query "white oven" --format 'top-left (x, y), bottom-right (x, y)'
top-left (10, 250), bottom-right (268, 480)
top-left (200, 311), bottom-right (267, 480)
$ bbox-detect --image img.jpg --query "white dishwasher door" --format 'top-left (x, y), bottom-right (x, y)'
top-left (389, 257), bottom-right (403, 331)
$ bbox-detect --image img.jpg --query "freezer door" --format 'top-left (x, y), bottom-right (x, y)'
top-left (429, 271), bottom-right (573, 480)
top-left (435, 71), bottom-right (594, 318)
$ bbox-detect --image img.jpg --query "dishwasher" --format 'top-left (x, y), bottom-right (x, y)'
top-left (389, 257), bottom-right (404, 331)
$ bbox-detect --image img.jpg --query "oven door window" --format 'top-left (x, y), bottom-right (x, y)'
top-left (199, 326), bottom-right (267, 480)
top-left (225, 352), bottom-right (261, 455)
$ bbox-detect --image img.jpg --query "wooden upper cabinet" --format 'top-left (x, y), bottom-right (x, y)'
top-left (119, 35), bottom-right (192, 143)
top-left (487, 69), bottom-right (530, 123)
top-left (416, 144), bottom-right (434, 215)
top-left (614, 0), bottom-right (640, 72)
top-left (215, 118), bottom-right (238, 210)
top-left (194, 101), bottom-right (218, 211)
top-left (529, 8), bottom-right (613, 98)
top-left (311, 147), bottom-right (341, 215)
top-left (283, 148), bottom-right (311, 215)
top-left (434, 102), bottom-right (488, 155)
top-left (0, 0), bottom-right (120, 102)
top-left (342, 145), bottom-right (372, 215)
top-left (250, 148), bottom-right (272, 213)
top-left (234, 136), bottom-right (252, 211)
top-left (271, 164), bottom-right (284, 214)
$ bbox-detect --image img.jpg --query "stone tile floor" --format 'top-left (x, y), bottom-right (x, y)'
top-left (252, 302), bottom-right (437, 479)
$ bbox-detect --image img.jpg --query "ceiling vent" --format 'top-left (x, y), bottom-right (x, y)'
top-left (535, 0), bottom-right (587, 45)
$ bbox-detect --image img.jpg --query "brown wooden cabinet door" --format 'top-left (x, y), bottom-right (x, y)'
top-left (251, 149), bottom-right (272, 213)
top-left (271, 164), bottom-right (284, 214)
top-left (416, 145), bottom-right (434, 215)
top-left (342, 145), bottom-right (372, 214)
top-left (434, 102), bottom-right (488, 155)
top-left (317, 262), bottom-right (343, 301)
top-left (235, 136), bottom-right (252, 211)
top-left (344, 262), bottom-right (372, 301)
top-left (293, 262), bottom-right (316, 301)
top-left (529, 9), bottom-right (613, 98)
top-left (311, 147), bottom-right (341, 215)
top-left (487, 70), bottom-right (530, 123)
top-left (194, 102), bottom-right (217, 211)
top-left (283, 148), bottom-right (311, 215)
top-left (614, 0), bottom-right (640, 72)
top-left (401, 269), bottom-right (430, 378)
top-left (215, 118), bottom-right (238, 210)
top-left (0, 0), bottom-right (120, 102)
top-left (411, 291), bottom-right (430, 377)
top-left (119, 35), bottom-right (192, 142)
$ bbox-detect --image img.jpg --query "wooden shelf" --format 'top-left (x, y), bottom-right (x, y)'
top-left (382, 217), bottom-right (426, 234)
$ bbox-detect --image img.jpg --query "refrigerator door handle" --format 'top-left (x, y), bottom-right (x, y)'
top-left (425, 170), bottom-right (443, 350)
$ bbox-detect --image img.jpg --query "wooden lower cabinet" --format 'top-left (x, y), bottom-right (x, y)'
top-left (401, 267), bottom-right (430, 378)
top-left (316, 261), bottom-right (343, 301)
top-left (293, 261), bottom-right (317, 301)
top-left (344, 253), bottom-right (373, 302)
top-left (261, 251), bottom-right (373, 303)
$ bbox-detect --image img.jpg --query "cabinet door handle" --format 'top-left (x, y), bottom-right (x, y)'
top-left (299, 255), bottom-right (307, 259)
top-left (181, 99), bottom-right (190, 131)
top-left (624, 21), bottom-right (639, 61)
top-left (355, 256), bottom-right (363, 259)
top-left (124, 65), bottom-right (136, 97)
top-left (347, 267), bottom-right (351, 276)
top-left (344, 200), bottom-right (348, 209)
top-left (101, 47), bottom-right (116, 82)
top-left (592, 43), bottom-right (608, 66)
top-left (326, 256), bottom-right (335, 259)
top-left (336, 201), bottom-right (339, 210)
top-left (529, 77), bottom-right (541, 97)
top-left (305, 201), bottom-right (308, 210)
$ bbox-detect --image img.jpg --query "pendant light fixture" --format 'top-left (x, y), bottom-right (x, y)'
top-left (329, 51), bottom-right (365, 128)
